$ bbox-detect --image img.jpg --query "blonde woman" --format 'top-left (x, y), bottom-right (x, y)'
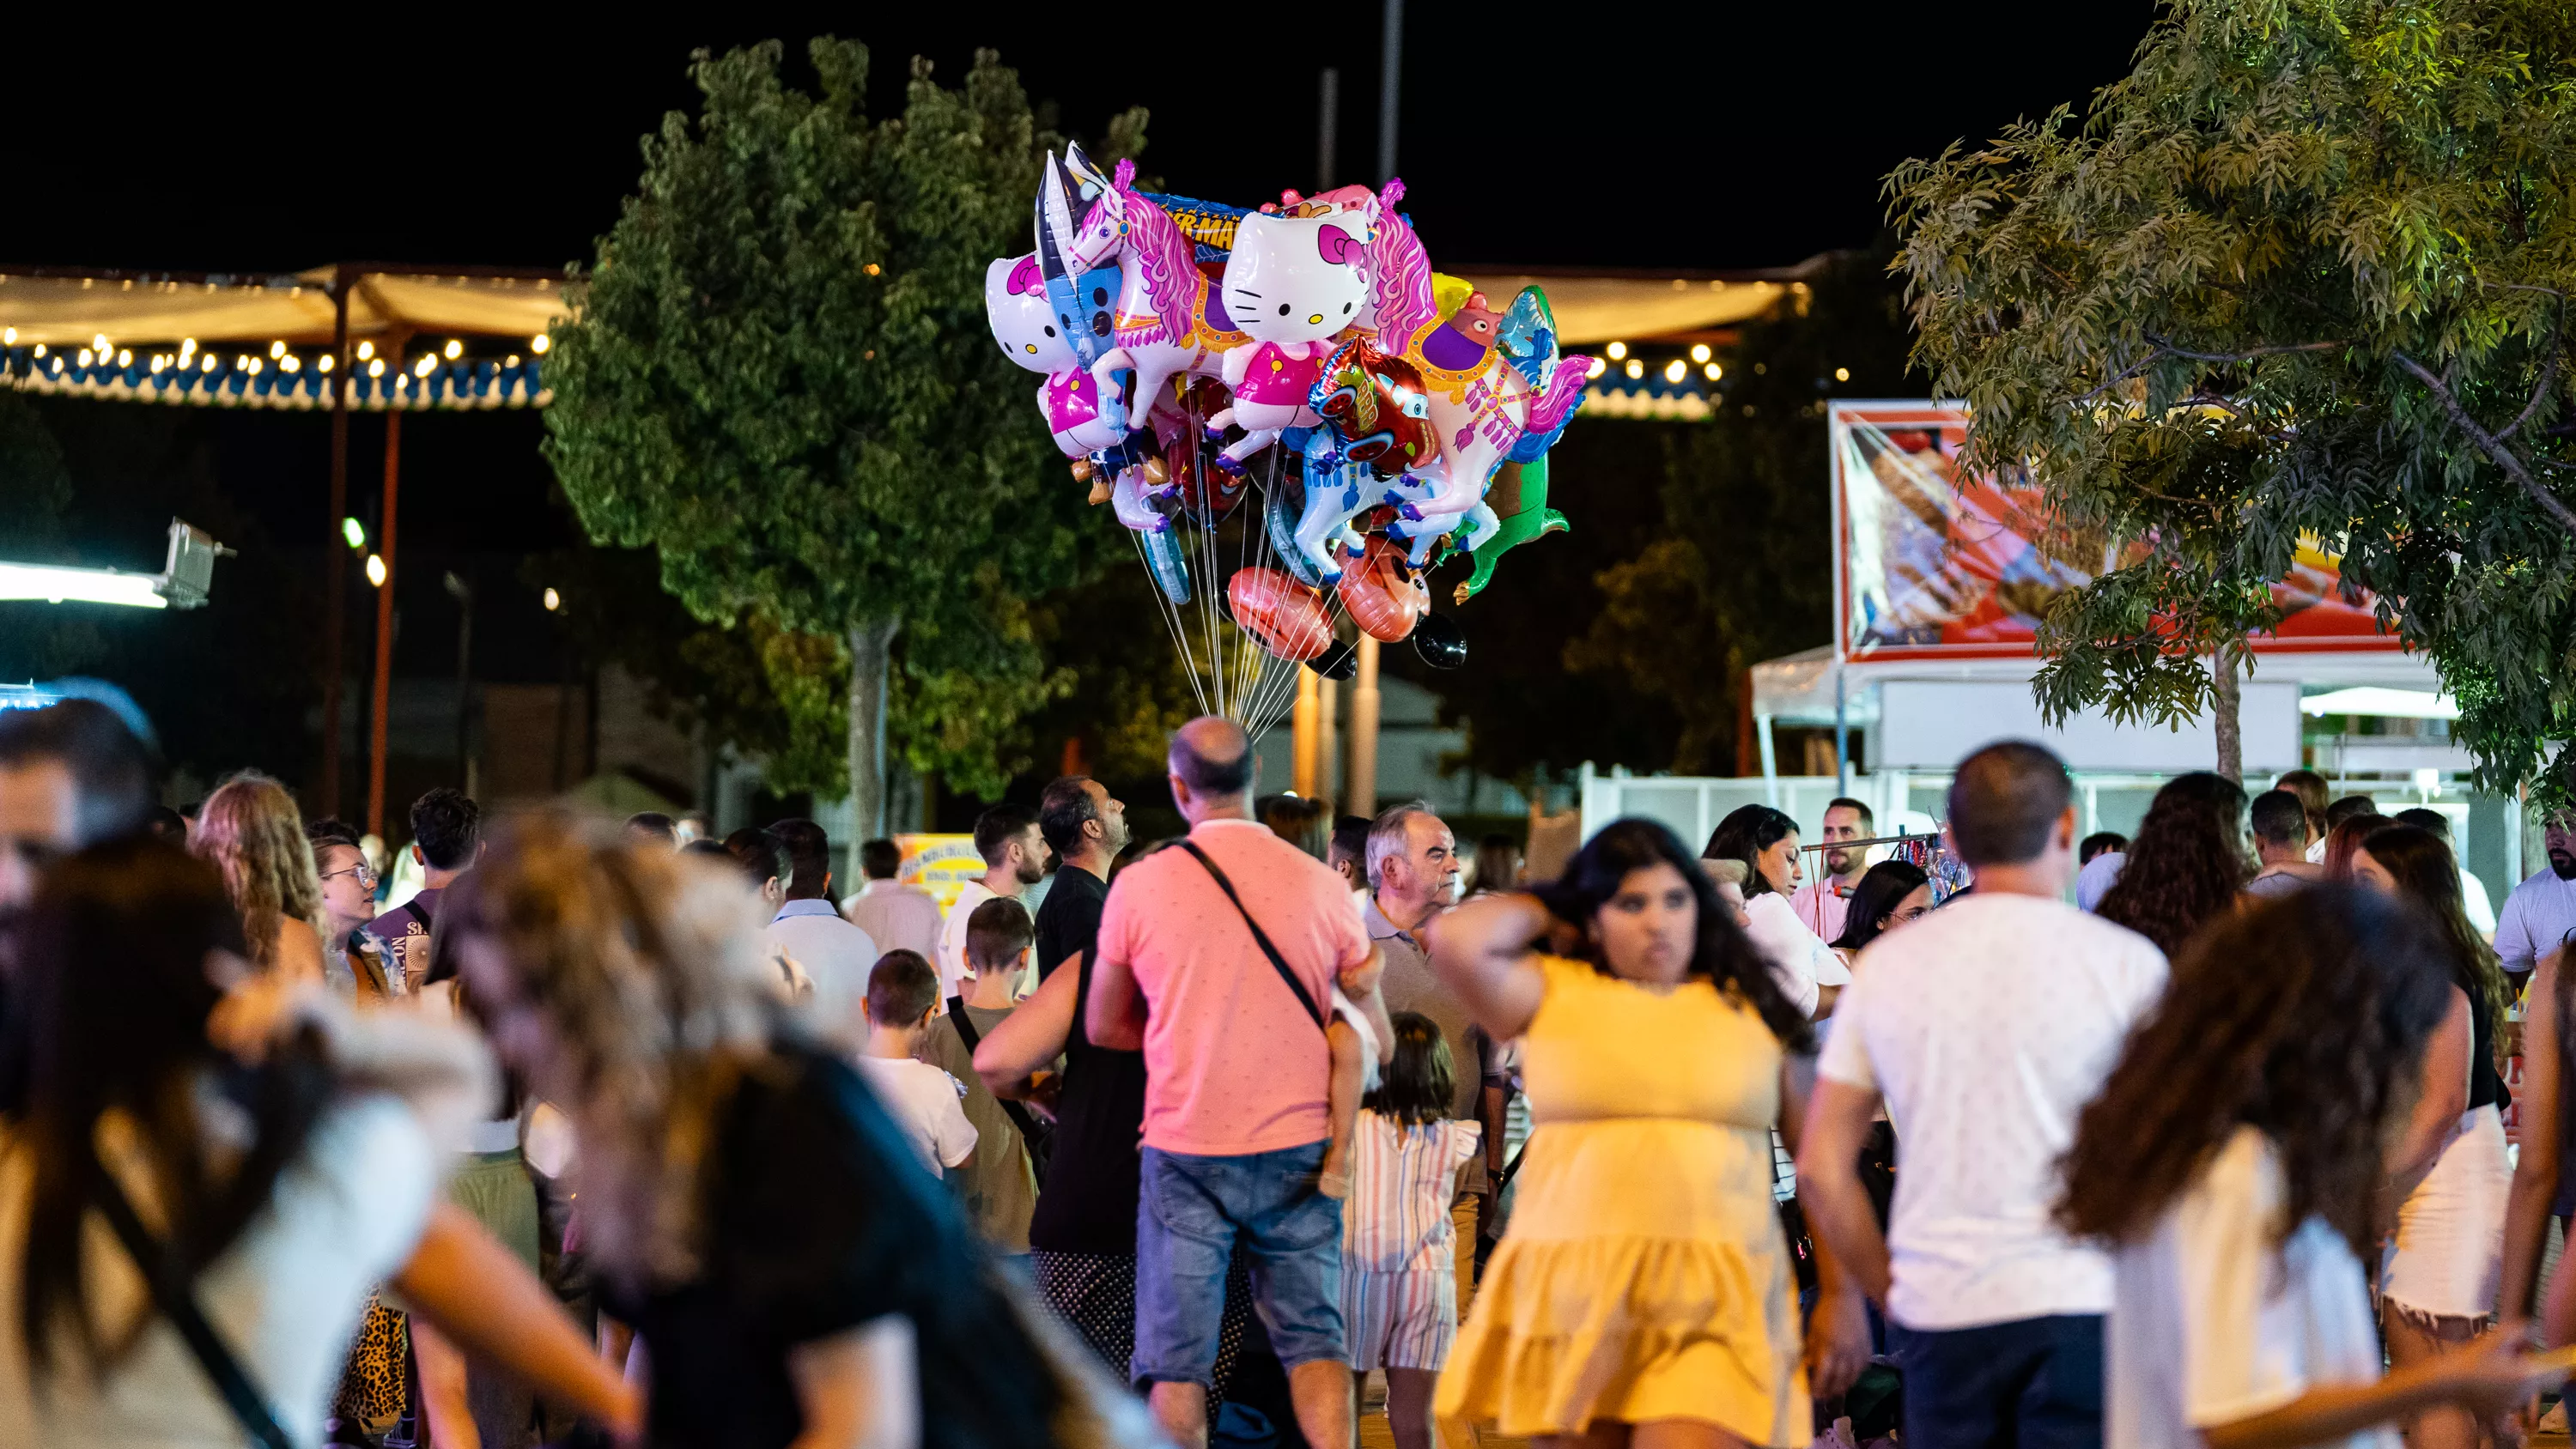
top-left (442, 813), bottom-right (1152, 1449)
top-left (190, 772), bottom-right (325, 983)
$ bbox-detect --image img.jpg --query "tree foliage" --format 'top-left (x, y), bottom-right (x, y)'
top-left (1891, 0), bottom-right (2576, 796)
top-left (544, 39), bottom-right (1145, 817)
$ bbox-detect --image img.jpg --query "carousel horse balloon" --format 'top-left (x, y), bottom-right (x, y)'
top-left (1050, 145), bottom-right (1246, 429)
top-left (1207, 196), bottom-right (1378, 470)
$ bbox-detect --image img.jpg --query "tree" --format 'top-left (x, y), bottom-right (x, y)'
top-left (1562, 252), bottom-right (1918, 774)
top-left (1891, 0), bottom-right (2576, 793)
top-left (544, 40), bottom-right (1145, 831)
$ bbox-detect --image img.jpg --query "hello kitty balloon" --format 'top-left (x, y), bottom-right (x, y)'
top-left (984, 253), bottom-right (1127, 458)
top-left (1207, 197), bottom-right (1377, 470)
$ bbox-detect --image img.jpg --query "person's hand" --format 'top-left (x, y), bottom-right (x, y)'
top-left (1804, 1287), bottom-right (1873, 1401)
top-left (1338, 947), bottom-right (1384, 999)
top-left (206, 966), bottom-right (324, 1066)
top-left (2432, 1320), bottom-right (2571, 1423)
top-left (1023, 1071), bottom-right (1063, 1122)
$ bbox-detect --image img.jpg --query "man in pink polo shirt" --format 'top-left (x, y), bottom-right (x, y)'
top-left (1089, 716), bottom-right (1393, 1449)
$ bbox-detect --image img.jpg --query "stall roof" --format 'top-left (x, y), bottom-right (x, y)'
top-left (0, 263), bottom-right (566, 348)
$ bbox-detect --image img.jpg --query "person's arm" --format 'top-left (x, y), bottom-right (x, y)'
top-left (935, 1077), bottom-right (980, 1171)
top-left (1794, 1078), bottom-right (1891, 1305)
top-left (975, 956), bottom-right (1076, 1102)
top-left (786, 1315), bottom-right (920, 1449)
top-left (1420, 892), bottom-right (1551, 1040)
top-left (2504, 949), bottom-right (2565, 1321)
top-left (1781, 1055), bottom-right (1869, 1398)
top-left (1338, 943), bottom-right (1397, 1064)
top-left (2390, 985), bottom-right (2473, 1197)
top-left (1083, 943), bottom-right (1147, 1052)
top-left (2200, 1330), bottom-right (2567, 1449)
top-left (392, 1203), bottom-right (642, 1437)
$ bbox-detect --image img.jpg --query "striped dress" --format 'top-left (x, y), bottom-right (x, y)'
top-left (1340, 1111), bottom-right (1483, 1372)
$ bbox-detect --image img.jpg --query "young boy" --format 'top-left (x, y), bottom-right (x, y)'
top-left (853, 949), bottom-right (978, 1179)
top-left (922, 897), bottom-right (1043, 1252)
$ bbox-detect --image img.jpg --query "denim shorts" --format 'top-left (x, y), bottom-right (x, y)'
top-left (1132, 1139), bottom-right (1345, 1386)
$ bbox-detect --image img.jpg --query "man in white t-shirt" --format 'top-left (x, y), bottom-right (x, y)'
top-left (934, 804), bottom-right (1044, 1002)
top-left (1798, 739), bottom-right (2168, 1449)
top-left (2490, 812), bottom-right (2576, 981)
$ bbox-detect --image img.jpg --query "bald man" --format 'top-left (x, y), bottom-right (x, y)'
top-left (1089, 716), bottom-right (1391, 1449)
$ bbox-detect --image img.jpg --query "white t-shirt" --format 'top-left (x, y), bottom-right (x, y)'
top-left (1744, 889), bottom-right (1850, 1019)
top-left (1818, 891), bottom-right (2167, 1330)
top-left (0, 1094), bottom-right (440, 1449)
top-left (853, 1056), bottom-right (979, 1178)
top-left (2111, 1128), bottom-right (2395, 1449)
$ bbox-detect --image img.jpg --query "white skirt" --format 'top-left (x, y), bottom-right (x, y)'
top-left (2380, 1103), bottom-right (2510, 1322)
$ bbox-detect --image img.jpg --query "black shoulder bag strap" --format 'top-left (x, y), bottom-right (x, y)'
top-left (946, 995), bottom-right (1054, 1152)
top-left (1175, 839), bottom-right (1328, 1034)
top-left (89, 1161), bottom-right (294, 1449)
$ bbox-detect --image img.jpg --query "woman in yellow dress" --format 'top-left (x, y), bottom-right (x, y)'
top-left (1428, 818), bottom-right (1869, 1447)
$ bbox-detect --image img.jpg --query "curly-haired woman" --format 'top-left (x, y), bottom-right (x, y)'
top-left (190, 772), bottom-right (325, 984)
top-left (1429, 818), bottom-right (1868, 1447)
top-left (442, 812), bottom-right (1145, 1449)
top-left (2095, 773), bottom-right (2253, 957)
top-left (2061, 884), bottom-right (2562, 1449)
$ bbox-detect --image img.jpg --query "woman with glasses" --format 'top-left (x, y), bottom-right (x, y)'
top-left (309, 817), bottom-right (394, 1000)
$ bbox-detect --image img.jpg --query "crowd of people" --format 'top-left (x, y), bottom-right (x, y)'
top-left (7, 694), bottom-right (2576, 1449)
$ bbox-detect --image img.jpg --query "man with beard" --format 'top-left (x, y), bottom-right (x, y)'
top-left (2497, 811), bottom-right (2576, 988)
top-left (939, 803), bottom-right (1047, 1000)
top-left (1789, 797), bottom-right (1874, 944)
top-left (1032, 777), bottom-right (1129, 979)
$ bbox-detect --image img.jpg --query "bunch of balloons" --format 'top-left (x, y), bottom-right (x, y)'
top-left (983, 145), bottom-right (1590, 679)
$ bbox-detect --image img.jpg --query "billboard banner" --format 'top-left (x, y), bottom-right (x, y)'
top-left (1832, 403), bottom-right (2393, 662)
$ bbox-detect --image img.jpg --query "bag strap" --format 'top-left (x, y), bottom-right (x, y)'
top-left (1175, 839), bottom-right (1327, 1033)
top-left (946, 996), bottom-right (1052, 1148)
top-left (89, 1162), bottom-right (293, 1449)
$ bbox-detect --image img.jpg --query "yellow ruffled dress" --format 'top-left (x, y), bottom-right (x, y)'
top-left (1436, 955), bottom-right (1807, 1444)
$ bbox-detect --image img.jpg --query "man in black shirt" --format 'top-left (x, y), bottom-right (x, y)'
top-left (1031, 775), bottom-right (1127, 979)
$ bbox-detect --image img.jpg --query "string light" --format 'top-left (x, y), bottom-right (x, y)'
top-left (269, 341), bottom-right (286, 359)
top-left (1690, 343), bottom-right (1710, 363)
top-left (246, 358), bottom-right (262, 375)
top-left (542, 587), bottom-right (561, 612)
top-left (529, 334), bottom-right (550, 355)
top-left (200, 356), bottom-right (216, 373)
top-left (1663, 360), bottom-right (1686, 384)
top-left (150, 355), bottom-right (167, 373)
top-left (1606, 341), bottom-right (1628, 361)
top-left (503, 355), bottom-right (520, 367)
top-left (1584, 357), bottom-right (1606, 380)
top-left (318, 355), bottom-right (334, 373)
top-left (343, 518), bottom-right (367, 549)
top-left (90, 333), bottom-right (107, 354)
top-left (282, 355), bottom-right (301, 373)
top-left (1623, 358), bottom-right (1643, 380)
top-left (76, 349), bottom-right (92, 367)
top-left (365, 554), bottom-right (387, 588)
top-left (414, 355), bottom-right (435, 378)
top-left (1833, 367), bottom-right (1850, 382)
top-left (368, 360), bottom-right (385, 378)
top-left (443, 339), bottom-right (462, 360)
top-left (1704, 362), bottom-right (1722, 381)
top-left (1, 328), bottom-right (13, 345)
top-left (356, 341), bottom-right (374, 361)
top-left (115, 349), bottom-right (131, 367)
top-left (179, 338), bottom-right (197, 357)
top-left (29, 344), bottom-right (44, 358)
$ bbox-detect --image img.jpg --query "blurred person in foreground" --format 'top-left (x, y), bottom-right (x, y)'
top-left (190, 773), bottom-right (326, 984)
top-left (0, 700), bottom-right (153, 911)
top-left (0, 837), bottom-right (635, 1446)
top-left (2061, 885), bottom-right (2565, 1449)
top-left (446, 815), bottom-right (1146, 1449)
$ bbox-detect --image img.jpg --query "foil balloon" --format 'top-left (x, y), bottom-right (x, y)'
top-left (1226, 567), bottom-right (1334, 661)
top-left (1455, 458), bottom-right (1570, 603)
top-left (1412, 612), bottom-right (1467, 670)
top-left (1335, 536), bottom-right (1428, 643)
top-left (1306, 637), bottom-right (1360, 680)
top-left (1207, 195), bottom-right (1378, 470)
top-left (985, 254), bottom-right (1127, 458)
top-left (1053, 145), bottom-right (1246, 428)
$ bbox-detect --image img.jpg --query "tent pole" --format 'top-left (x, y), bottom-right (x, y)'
top-left (320, 273), bottom-right (350, 817)
top-left (368, 405), bottom-right (401, 840)
top-left (1833, 668), bottom-right (1850, 797)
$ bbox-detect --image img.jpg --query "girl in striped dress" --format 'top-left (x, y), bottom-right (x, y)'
top-left (1343, 1011), bottom-right (1484, 1449)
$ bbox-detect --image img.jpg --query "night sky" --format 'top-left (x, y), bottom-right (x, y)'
top-left (4, 1), bottom-right (2155, 702)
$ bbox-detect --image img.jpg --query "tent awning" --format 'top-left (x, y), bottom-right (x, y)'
top-left (0, 264), bottom-right (568, 348)
top-left (1455, 268), bottom-right (1801, 346)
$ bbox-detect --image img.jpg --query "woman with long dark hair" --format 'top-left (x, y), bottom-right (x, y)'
top-left (1827, 860), bottom-right (1933, 959)
top-left (1705, 805), bottom-right (1843, 1018)
top-left (2095, 772), bottom-right (2253, 955)
top-left (2060, 886), bottom-right (2561, 1448)
top-left (1428, 818), bottom-right (1867, 1447)
top-left (2352, 822), bottom-right (2517, 1449)
top-left (0, 837), bottom-right (633, 1446)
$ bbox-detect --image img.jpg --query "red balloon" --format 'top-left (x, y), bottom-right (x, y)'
top-left (1335, 537), bottom-right (1427, 642)
top-left (1228, 567), bottom-right (1334, 661)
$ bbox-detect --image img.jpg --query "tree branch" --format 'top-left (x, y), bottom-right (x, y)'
top-left (2139, 333), bottom-right (2349, 363)
top-left (2499, 300), bottom-right (2565, 444)
top-left (2394, 351), bottom-right (2576, 537)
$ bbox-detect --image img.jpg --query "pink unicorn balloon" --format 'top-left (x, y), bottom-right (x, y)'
top-left (1051, 146), bottom-right (1247, 429)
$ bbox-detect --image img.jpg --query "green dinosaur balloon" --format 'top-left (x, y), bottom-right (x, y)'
top-left (1455, 457), bottom-right (1570, 605)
